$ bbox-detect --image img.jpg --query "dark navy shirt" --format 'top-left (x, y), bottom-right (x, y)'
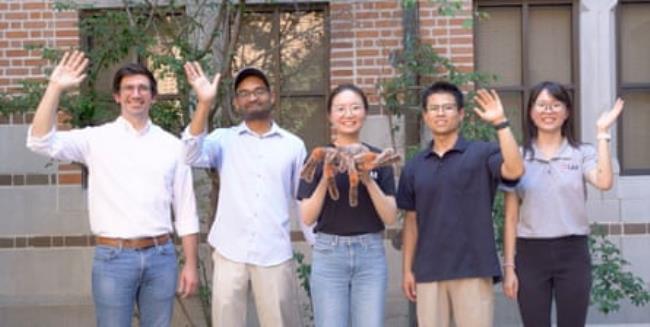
top-left (298, 144), bottom-right (395, 236)
top-left (396, 136), bottom-right (515, 283)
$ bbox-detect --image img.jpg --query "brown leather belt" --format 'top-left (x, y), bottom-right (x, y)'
top-left (96, 234), bottom-right (170, 249)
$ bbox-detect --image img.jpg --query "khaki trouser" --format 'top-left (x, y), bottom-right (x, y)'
top-left (416, 277), bottom-right (494, 327)
top-left (211, 251), bottom-right (302, 327)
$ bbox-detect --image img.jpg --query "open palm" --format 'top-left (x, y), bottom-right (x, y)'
top-left (596, 98), bottom-right (624, 132)
top-left (50, 51), bottom-right (88, 92)
top-left (474, 89), bottom-right (507, 125)
top-left (184, 61), bottom-right (220, 104)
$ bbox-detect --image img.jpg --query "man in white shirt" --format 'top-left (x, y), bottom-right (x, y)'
top-left (27, 51), bottom-right (201, 327)
top-left (182, 62), bottom-right (307, 326)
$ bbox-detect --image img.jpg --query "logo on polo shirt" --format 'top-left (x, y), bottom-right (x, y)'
top-left (560, 162), bottom-right (580, 171)
top-left (370, 171), bottom-right (378, 179)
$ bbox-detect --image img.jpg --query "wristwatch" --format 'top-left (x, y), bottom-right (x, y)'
top-left (494, 120), bottom-right (510, 130)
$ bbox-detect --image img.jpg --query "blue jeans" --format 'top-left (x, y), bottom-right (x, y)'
top-left (310, 232), bottom-right (387, 327)
top-left (92, 240), bottom-right (178, 327)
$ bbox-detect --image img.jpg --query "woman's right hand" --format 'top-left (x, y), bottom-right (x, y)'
top-left (502, 267), bottom-right (519, 300)
top-left (402, 270), bottom-right (417, 302)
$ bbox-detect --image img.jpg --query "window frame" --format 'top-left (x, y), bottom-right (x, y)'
top-left (235, 3), bottom-right (330, 149)
top-left (473, 0), bottom-right (580, 141)
top-left (616, 0), bottom-right (650, 175)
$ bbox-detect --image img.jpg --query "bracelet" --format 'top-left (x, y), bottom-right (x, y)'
top-left (502, 263), bottom-right (515, 268)
top-left (494, 120), bottom-right (510, 130)
top-left (597, 132), bottom-right (611, 141)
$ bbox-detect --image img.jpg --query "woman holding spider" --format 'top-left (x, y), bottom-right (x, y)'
top-left (297, 84), bottom-right (398, 327)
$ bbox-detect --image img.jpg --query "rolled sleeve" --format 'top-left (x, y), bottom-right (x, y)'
top-left (26, 126), bottom-right (88, 163)
top-left (172, 158), bottom-right (200, 236)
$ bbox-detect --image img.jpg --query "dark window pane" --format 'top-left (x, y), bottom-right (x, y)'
top-left (500, 92), bottom-right (524, 142)
top-left (528, 5), bottom-right (572, 84)
top-left (280, 11), bottom-right (326, 92)
top-left (279, 97), bottom-right (327, 150)
top-left (621, 90), bottom-right (650, 170)
top-left (477, 6), bottom-right (522, 87)
top-left (621, 3), bottom-right (650, 84)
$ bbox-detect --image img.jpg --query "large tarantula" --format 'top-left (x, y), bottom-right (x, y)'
top-left (300, 143), bottom-right (400, 207)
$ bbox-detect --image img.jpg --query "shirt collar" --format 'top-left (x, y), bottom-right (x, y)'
top-left (115, 116), bottom-right (152, 136)
top-left (236, 121), bottom-right (282, 138)
top-left (426, 135), bottom-right (469, 157)
top-left (528, 138), bottom-right (572, 161)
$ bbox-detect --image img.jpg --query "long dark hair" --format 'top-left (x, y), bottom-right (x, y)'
top-left (524, 81), bottom-right (579, 157)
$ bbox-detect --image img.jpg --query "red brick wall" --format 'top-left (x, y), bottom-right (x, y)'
top-left (328, 0), bottom-right (474, 112)
top-left (0, 1), bottom-right (81, 184)
top-left (419, 0), bottom-right (474, 75)
top-left (0, 1), bottom-right (79, 93)
top-left (329, 1), bottom-right (404, 111)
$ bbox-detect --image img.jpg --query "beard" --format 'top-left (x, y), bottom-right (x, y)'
top-left (241, 104), bottom-right (273, 121)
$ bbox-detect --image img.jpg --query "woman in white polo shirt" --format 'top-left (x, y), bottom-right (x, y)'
top-left (501, 81), bottom-right (623, 326)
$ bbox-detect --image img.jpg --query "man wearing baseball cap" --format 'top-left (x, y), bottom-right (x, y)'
top-left (181, 62), bottom-right (308, 326)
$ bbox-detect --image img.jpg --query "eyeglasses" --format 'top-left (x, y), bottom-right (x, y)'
top-left (425, 103), bottom-right (457, 113)
top-left (332, 105), bottom-right (365, 115)
top-left (120, 84), bottom-right (152, 94)
top-left (236, 87), bottom-right (269, 99)
top-left (534, 101), bottom-right (565, 112)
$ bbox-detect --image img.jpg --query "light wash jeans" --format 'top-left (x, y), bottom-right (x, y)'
top-left (310, 232), bottom-right (387, 327)
top-left (92, 240), bottom-right (178, 327)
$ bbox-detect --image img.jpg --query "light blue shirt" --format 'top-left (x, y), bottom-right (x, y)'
top-left (182, 122), bottom-right (308, 266)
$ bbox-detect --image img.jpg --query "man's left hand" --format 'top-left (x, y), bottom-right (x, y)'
top-left (177, 264), bottom-right (199, 298)
top-left (474, 89), bottom-right (507, 126)
top-left (184, 61), bottom-right (220, 105)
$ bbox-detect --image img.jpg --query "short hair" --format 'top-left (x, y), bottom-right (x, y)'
top-left (112, 63), bottom-right (157, 96)
top-left (327, 84), bottom-right (369, 113)
top-left (421, 81), bottom-right (464, 111)
top-left (233, 67), bottom-right (270, 91)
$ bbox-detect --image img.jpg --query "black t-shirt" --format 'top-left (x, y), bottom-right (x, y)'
top-left (396, 137), bottom-right (517, 283)
top-left (297, 144), bottom-right (396, 236)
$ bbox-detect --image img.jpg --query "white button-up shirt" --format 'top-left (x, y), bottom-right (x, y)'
top-left (27, 117), bottom-right (199, 238)
top-left (182, 122), bottom-right (307, 266)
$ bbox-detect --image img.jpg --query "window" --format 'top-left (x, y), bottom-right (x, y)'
top-left (475, 0), bottom-right (579, 141)
top-left (80, 8), bottom-right (185, 132)
top-left (618, 0), bottom-right (650, 174)
top-left (233, 4), bottom-right (329, 150)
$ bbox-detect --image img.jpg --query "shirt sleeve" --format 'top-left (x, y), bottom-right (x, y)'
top-left (171, 153), bottom-right (200, 237)
top-left (181, 127), bottom-right (222, 168)
top-left (377, 165), bottom-right (396, 196)
top-left (486, 141), bottom-right (519, 186)
top-left (581, 143), bottom-right (598, 177)
top-left (26, 126), bottom-right (90, 164)
top-left (396, 161), bottom-right (416, 210)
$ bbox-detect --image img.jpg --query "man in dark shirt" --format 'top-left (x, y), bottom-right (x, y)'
top-left (397, 82), bottom-right (524, 327)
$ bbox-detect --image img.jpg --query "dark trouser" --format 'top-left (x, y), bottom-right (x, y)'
top-left (515, 235), bottom-right (591, 327)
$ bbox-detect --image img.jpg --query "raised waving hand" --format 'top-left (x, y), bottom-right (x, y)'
top-left (49, 50), bottom-right (89, 92)
top-left (474, 89), bottom-right (507, 125)
top-left (184, 61), bottom-right (220, 105)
